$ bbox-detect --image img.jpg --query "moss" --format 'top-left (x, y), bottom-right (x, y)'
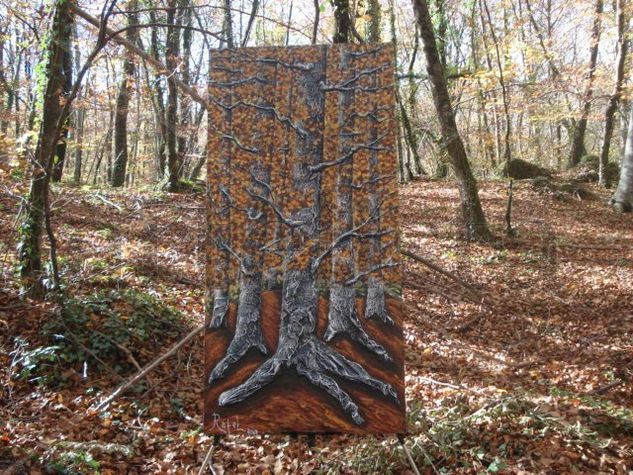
top-left (503, 159), bottom-right (551, 180)
top-left (573, 154), bottom-right (620, 184)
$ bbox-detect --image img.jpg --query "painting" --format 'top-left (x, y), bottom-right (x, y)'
top-left (205, 43), bottom-right (404, 435)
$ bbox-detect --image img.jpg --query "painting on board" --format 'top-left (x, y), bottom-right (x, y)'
top-left (205, 43), bottom-right (405, 435)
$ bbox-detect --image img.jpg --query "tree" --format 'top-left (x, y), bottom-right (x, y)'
top-left (147, 11), bottom-right (167, 179)
top-left (111, 0), bottom-right (138, 188)
top-left (333, 0), bottom-right (351, 43)
top-left (50, 11), bottom-right (74, 183)
top-left (164, 0), bottom-right (181, 191)
top-left (610, 105), bottom-right (633, 212)
top-left (599, 0), bottom-right (627, 186)
top-left (17, 0), bottom-right (73, 297)
top-left (411, 0), bottom-right (491, 241)
top-left (72, 24), bottom-right (85, 185)
top-left (568, 0), bottom-right (603, 167)
top-left (481, 0), bottom-right (512, 171)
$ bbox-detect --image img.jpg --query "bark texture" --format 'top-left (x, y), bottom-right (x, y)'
top-left (599, 0), bottom-right (627, 186)
top-left (568, 0), bottom-right (603, 167)
top-left (205, 45), bottom-right (403, 433)
top-left (18, 0), bottom-right (72, 297)
top-left (611, 105), bottom-right (633, 212)
top-left (411, 0), bottom-right (491, 240)
top-left (111, 0), bottom-right (138, 187)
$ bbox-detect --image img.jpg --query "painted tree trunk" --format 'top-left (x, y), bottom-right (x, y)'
top-left (205, 44), bottom-right (404, 434)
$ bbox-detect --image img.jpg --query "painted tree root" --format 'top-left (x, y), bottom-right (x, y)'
top-left (217, 269), bottom-right (399, 425)
top-left (326, 283), bottom-right (392, 362)
top-left (208, 273), bottom-right (268, 382)
top-left (209, 289), bottom-right (229, 329)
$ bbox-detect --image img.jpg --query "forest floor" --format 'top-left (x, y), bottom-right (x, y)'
top-left (0, 176), bottom-right (632, 474)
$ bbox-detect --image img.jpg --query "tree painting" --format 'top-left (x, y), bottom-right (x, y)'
top-left (205, 43), bottom-right (404, 434)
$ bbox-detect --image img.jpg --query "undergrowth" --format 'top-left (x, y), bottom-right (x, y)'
top-left (9, 289), bottom-right (186, 387)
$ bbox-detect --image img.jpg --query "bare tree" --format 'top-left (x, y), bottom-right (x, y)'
top-left (50, 13), bottom-right (74, 183)
top-left (111, 0), bottom-right (138, 187)
top-left (599, 0), bottom-right (627, 186)
top-left (611, 106), bottom-right (633, 212)
top-left (411, 0), bottom-right (491, 240)
top-left (568, 0), bottom-right (603, 167)
top-left (165, 0), bottom-right (181, 191)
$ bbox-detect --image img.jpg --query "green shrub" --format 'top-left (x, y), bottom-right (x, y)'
top-left (11, 290), bottom-right (186, 387)
top-left (10, 336), bottom-right (62, 385)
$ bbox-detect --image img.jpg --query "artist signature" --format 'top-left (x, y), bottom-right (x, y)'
top-left (209, 413), bottom-right (258, 436)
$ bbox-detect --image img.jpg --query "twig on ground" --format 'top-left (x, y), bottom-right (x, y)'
top-left (94, 324), bottom-right (203, 411)
top-left (398, 435), bottom-right (423, 475)
top-left (91, 193), bottom-right (123, 212)
top-left (401, 248), bottom-right (482, 298)
top-left (405, 278), bottom-right (481, 305)
top-left (0, 303), bottom-right (25, 311)
top-left (588, 379), bottom-right (625, 395)
top-left (198, 440), bottom-right (217, 475)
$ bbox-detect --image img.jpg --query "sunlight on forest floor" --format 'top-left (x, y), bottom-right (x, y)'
top-left (1, 178), bottom-right (632, 473)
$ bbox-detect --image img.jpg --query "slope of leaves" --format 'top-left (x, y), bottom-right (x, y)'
top-left (1, 177), bottom-right (632, 474)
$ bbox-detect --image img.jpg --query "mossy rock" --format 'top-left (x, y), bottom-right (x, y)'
top-left (529, 176), bottom-right (556, 192)
top-left (579, 154), bottom-right (599, 169)
top-left (573, 155), bottom-right (620, 184)
top-left (504, 159), bottom-right (552, 180)
top-left (529, 176), bottom-right (597, 201)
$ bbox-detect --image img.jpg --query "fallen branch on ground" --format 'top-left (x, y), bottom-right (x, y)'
top-left (588, 379), bottom-right (625, 395)
top-left (401, 248), bottom-right (482, 298)
top-left (94, 324), bottom-right (204, 412)
top-left (91, 193), bottom-right (123, 212)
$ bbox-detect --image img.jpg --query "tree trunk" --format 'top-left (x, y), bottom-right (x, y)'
top-left (165, 0), bottom-right (181, 191)
top-left (481, 0), bottom-right (511, 171)
top-left (222, 0), bottom-right (235, 48)
top-left (111, 0), bottom-right (138, 187)
top-left (72, 24), bottom-right (85, 185)
top-left (610, 105), bottom-right (633, 212)
top-left (411, 0), bottom-right (491, 240)
top-left (51, 16), bottom-right (74, 183)
top-left (178, 0), bottom-right (193, 174)
top-left (333, 0), bottom-right (351, 43)
top-left (148, 14), bottom-right (167, 179)
top-left (0, 27), bottom-right (7, 135)
top-left (568, 0), bottom-right (603, 167)
top-left (599, 0), bottom-right (627, 187)
top-left (17, 0), bottom-right (72, 298)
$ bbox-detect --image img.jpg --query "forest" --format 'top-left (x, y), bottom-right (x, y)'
top-left (0, 0), bottom-right (632, 473)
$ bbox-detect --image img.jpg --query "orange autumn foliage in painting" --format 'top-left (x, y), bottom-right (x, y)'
top-left (205, 44), bottom-right (404, 434)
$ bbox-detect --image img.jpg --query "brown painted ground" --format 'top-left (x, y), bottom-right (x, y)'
top-left (0, 177), bottom-right (632, 473)
top-left (204, 293), bottom-right (405, 435)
